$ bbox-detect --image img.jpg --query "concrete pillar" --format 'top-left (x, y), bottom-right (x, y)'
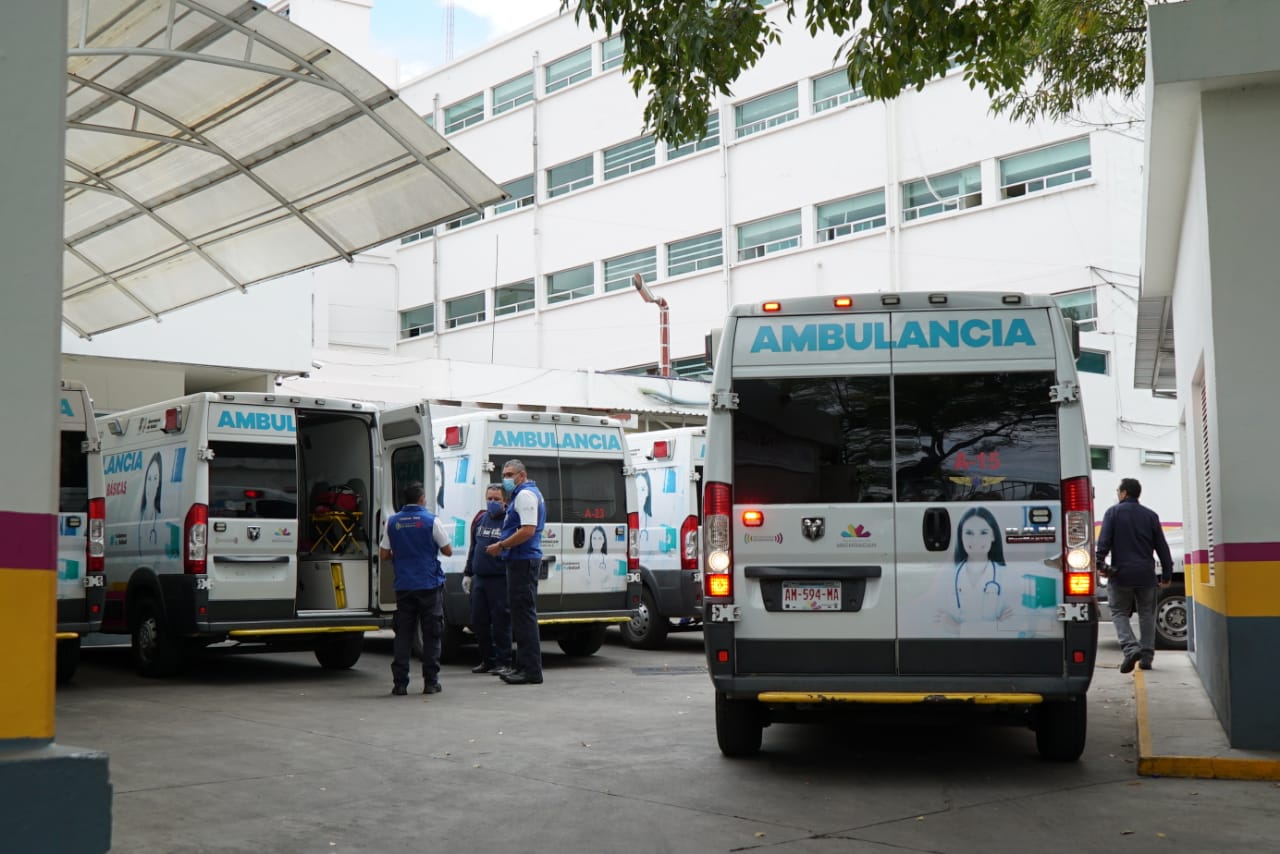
top-left (0, 3), bottom-right (112, 850)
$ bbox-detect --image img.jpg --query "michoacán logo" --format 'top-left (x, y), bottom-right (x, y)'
top-left (841, 524), bottom-right (872, 539)
top-left (749, 318), bottom-right (1036, 353)
top-left (492, 430), bottom-right (622, 451)
top-left (215, 410), bottom-right (297, 433)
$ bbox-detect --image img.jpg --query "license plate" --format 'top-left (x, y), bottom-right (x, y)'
top-left (782, 582), bottom-right (841, 611)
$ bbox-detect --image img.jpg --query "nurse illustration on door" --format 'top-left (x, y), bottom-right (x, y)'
top-left (936, 506), bottom-right (1013, 635)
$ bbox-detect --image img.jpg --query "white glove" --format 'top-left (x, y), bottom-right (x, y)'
top-left (462, 575), bottom-right (473, 595)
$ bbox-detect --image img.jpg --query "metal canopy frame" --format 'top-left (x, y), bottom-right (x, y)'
top-left (63, 0), bottom-right (505, 338)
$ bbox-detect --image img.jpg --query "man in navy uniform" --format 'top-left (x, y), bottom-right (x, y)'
top-left (463, 483), bottom-right (512, 674)
top-left (486, 459), bottom-right (546, 685)
top-left (380, 482), bottom-right (453, 695)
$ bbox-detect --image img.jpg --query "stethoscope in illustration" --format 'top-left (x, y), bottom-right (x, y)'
top-left (954, 561), bottom-right (1001, 610)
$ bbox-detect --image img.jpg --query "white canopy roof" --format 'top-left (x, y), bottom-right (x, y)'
top-left (63, 0), bottom-right (504, 338)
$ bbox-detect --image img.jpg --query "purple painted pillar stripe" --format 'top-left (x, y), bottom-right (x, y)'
top-left (0, 510), bottom-right (56, 571)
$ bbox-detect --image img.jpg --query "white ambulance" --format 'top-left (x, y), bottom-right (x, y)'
top-left (702, 292), bottom-right (1098, 760)
top-left (621, 427), bottom-right (706, 648)
top-left (97, 393), bottom-right (435, 677)
top-left (431, 411), bottom-right (640, 658)
top-left (55, 380), bottom-right (106, 683)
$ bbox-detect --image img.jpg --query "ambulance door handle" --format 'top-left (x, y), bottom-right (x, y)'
top-left (573, 527), bottom-right (585, 548)
top-left (922, 508), bottom-right (951, 552)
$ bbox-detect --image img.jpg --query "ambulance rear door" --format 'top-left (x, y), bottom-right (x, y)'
top-left (556, 424), bottom-right (630, 615)
top-left (379, 403), bottom-right (435, 613)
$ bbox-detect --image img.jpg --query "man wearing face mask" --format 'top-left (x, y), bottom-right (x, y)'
top-left (463, 484), bottom-right (512, 674)
top-left (486, 459), bottom-right (546, 685)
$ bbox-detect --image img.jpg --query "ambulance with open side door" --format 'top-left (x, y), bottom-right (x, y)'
top-left (621, 427), bottom-right (706, 648)
top-left (55, 380), bottom-right (106, 683)
top-left (702, 292), bottom-right (1098, 760)
top-left (431, 411), bottom-right (640, 658)
top-left (96, 392), bottom-right (433, 677)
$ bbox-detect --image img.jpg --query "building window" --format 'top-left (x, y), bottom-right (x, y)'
top-left (1000, 138), bottom-right (1092, 199)
top-left (546, 155), bottom-right (594, 198)
top-left (1141, 449), bottom-right (1176, 466)
top-left (545, 47), bottom-right (591, 94)
top-left (400, 226), bottom-right (433, 245)
top-left (735, 86), bottom-right (799, 138)
top-left (667, 231), bottom-right (723, 277)
top-left (902, 166), bottom-right (982, 221)
top-left (603, 136), bottom-right (656, 180)
top-left (817, 190), bottom-right (886, 242)
top-left (445, 292), bottom-right (486, 329)
top-left (1055, 287), bottom-right (1098, 332)
top-left (444, 211), bottom-right (482, 230)
top-left (812, 69), bottom-right (862, 113)
top-left (443, 93), bottom-right (484, 134)
top-left (492, 72), bottom-right (534, 115)
top-left (1076, 349), bottom-right (1108, 375)
top-left (495, 175), bottom-right (535, 214)
top-left (546, 264), bottom-right (594, 305)
top-left (400, 304), bottom-right (434, 338)
top-left (667, 112), bottom-right (720, 160)
top-left (1090, 446), bottom-right (1112, 471)
top-left (603, 249), bottom-right (657, 293)
top-left (601, 34), bottom-right (624, 71)
top-left (495, 279), bottom-right (535, 317)
top-left (737, 211), bottom-right (801, 261)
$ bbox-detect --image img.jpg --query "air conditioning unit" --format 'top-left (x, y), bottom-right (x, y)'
top-left (1140, 449), bottom-right (1176, 466)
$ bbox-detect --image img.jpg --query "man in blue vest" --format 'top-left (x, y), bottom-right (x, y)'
top-left (380, 482), bottom-right (453, 695)
top-left (486, 459), bottom-right (546, 685)
top-left (463, 483), bottom-right (512, 674)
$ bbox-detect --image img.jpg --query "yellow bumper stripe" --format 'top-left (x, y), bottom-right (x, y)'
top-left (757, 692), bottom-right (1044, 705)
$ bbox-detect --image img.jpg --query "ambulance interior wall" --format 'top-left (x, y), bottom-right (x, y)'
top-left (298, 413), bottom-right (375, 554)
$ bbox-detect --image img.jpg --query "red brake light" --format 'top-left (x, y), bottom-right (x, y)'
top-left (651, 440), bottom-right (671, 460)
top-left (87, 497), bottom-right (105, 572)
top-left (741, 509), bottom-right (763, 527)
top-left (162, 407), bottom-right (182, 433)
top-left (762, 301), bottom-right (781, 312)
top-left (243, 489), bottom-right (263, 499)
top-left (680, 514), bottom-right (699, 571)
top-left (1062, 475), bottom-right (1091, 513)
top-left (1061, 476), bottom-right (1094, 598)
top-left (627, 511), bottom-right (639, 571)
top-left (184, 503), bottom-right (208, 575)
top-left (703, 482), bottom-right (733, 599)
top-left (443, 425), bottom-right (463, 447)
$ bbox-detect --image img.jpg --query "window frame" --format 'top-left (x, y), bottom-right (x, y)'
top-left (603, 248), bottom-right (657, 293)
top-left (666, 231), bottom-right (723, 277)
top-left (812, 69), bottom-right (863, 113)
top-left (494, 279), bottom-right (536, 317)
top-left (1090, 446), bottom-right (1113, 472)
top-left (442, 92), bottom-right (484, 134)
top-left (546, 154), bottom-right (594, 199)
top-left (816, 190), bottom-right (887, 242)
top-left (601, 34), bottom-right (624, 71)
top-left (444, 292), bottom-right (486, 329)
top-left (1055, 287), bottom-right (1098, 333)
top-left (495, 175), bottom-right (535, 214)
top-left (1075, 348), bottom-right (1109, 375)
top-left (545, 263), bottom-right (595, 305)
top-left (492, 72), bottom-right (534, 115)
top-left (603, 135), bottom-right (656, 180)
top-left (667, 112), bottom-right (720, 160)
top-left (902, 165), bottom-right (982, 221)
top-left (736, 210), bottom-right (802, 261)
top-left (734, 85), bottom-right (800, 138)
top-left (545, 47), bottom-right (592, 94)
top-left (399, 304), bottom-right (435, 339)
top-left (1000, 137), bottom-right (1092, 199)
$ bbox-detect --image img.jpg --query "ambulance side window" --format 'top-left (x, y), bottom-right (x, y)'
top-left (732, 377), bottom-right (892, 504)
top-left (894, 372), bottom-right (1061, 502)
top-left (560, 459), bottom-right (627, 523)
top-left (59, 430), bottom-right (89, 512)
top-left (492, 456), bottom-right (561, 523)
top-left (391, 445), bottom-right (425, 510)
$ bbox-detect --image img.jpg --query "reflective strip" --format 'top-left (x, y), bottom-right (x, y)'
top-left (757, 692), bottom-right (1045, 705)
top-left (537, 616), bottom-right (632, 625)
top-left (55, 632), bottom-right (80, 640)
top-left (227, 626), bottom-right (377, 637)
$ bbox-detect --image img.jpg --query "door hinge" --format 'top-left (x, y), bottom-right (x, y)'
top-left (710, 391), bottom-right (739, 412)
top-left (1057, 602), bottom-right (1090, 622)
top-left (197, 446), bottom-right (216, 461)
top-left (1049, 381), bottom-right (1080, 403)
top-left (710, 603), bottom-right (740, 622)
top-left (80, 438), bottom-right (102, 454)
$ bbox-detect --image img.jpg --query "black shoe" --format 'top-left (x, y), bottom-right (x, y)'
top-left (1120, 652), bottom-right (1140, 674)
top-left (423, 683), bottom-right (442, 694)
top-left (491, 665), bottom-right (514, 676)
top-left (500, 670), bottom-right (543, 685)
top-left (472, 662), bottom-right (496, 674)
top-left (391, 685), bottom-right (408, 696)
top-left (1139, 656), bottom-right (1154, 671)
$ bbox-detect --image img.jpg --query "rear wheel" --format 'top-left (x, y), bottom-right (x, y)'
top-left (1035, 697), bottom-right (1087, 761)
top-left (314, 633), bottom-right (364, 670)
top-left (1155, 585), bottom-right (1188, 650)
top-left (620, 587), bottom-right (669, 650)
top-left (557, 625), bottom-right (607, 657)
top-left (131, 596), bottom-right (182, 678)
top-left (55, 636), bottom-right (81, 685)
top-left (715, 692), bottom-right (763, 758)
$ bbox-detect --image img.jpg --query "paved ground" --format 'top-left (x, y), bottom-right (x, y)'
top-left (56, 631), bottom-right (1280, 854)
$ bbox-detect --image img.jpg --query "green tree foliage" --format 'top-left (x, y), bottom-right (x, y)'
top-left (565, 0), bottom-right (1157, 145)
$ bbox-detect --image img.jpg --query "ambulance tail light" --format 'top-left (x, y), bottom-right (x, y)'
top-left (86, 497), bottom-right (105, 573)
top-left (627, 511), bottom-right (640, 571)
top-left (680, 514), bottom-right (700, 571)
top-left (1062, 475), bottom-right (1094, 598)
top-left (184, 503), bottom-right (208, 575)
top-left (704, 482), bottom-right (732, 598)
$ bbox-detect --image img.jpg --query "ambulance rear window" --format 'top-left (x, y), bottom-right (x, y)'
top-left (209, 441), bottom-right (298, 518)
top-left (59, 431), bottom-right (89, 512)
top-left (489, 456), bottom-right (626, 524)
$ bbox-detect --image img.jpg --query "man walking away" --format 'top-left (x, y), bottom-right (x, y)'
top-left (464, 484), bottom-right (512, 674)
top-left (1096, 477), bottom-right (1174, 674)
top-left (380, 482), bottom-right (453, 695)
top-left (486, 459), bottom-right (545, 685)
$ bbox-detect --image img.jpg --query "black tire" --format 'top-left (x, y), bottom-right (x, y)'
top-left (55, 636), bottom-right (81, 685)
top-left (715, 692), bottom-right (763, 758)
top-left (620, 587), bottom-right (670, 650)
top-left (130, 596), bottom-right (182, 678)
top-left (557, 624), bottom-right (607, 657)
top-left (1035, 697), bottom-right (1087, 761)
top-left (314, 633), bottom-right (364, 670)
top-left (1155, 584), bottom-right (1188, 650)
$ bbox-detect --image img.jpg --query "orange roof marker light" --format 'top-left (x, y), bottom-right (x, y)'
top-left (762, 301), bottom-right (782, 312)
top-left (834, 296), bottom-right (853, 308)
top-left (742, 509), bottom-right (764, 527)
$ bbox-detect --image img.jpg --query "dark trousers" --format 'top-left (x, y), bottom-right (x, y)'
top-left (471, 573), bottom-right (512, 667)
top-left (506, 558), bottom-right (542, 678)
top-left (392, 586), bottom-right (443, 688)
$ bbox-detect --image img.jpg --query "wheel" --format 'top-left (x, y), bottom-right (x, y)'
top-left (1035, 697), bottom-right (1087, 761)
top-left (557, 624), bottom-right (607, 657)
top-left (131, 596), bottom-right (182, 678)
top-left (715, 692), bottom-right (763, 758)
top-left (56, 636), bottom-right (81, 685)
top-left (620, 587), bottom-right (670, 650)
top-left (314, 633), bottom-right (364, 669)
top-left (1155, 585), bottom-right (1188, 650)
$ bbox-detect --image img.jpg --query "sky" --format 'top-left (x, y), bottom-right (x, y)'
top-left (370, 0), bottom-right (564, 82)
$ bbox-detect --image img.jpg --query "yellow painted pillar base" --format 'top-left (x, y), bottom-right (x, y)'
top-left (0, 568), bottom-right (56, 740)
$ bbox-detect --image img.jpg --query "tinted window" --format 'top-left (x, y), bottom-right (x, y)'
top-left (894, 373), bottom-right (1061, 502)
top-left (560, 458), bottom-right (626, 523)
top-left (59, 431), bottom-right (89, 513)
top-left (494, 456), bottom-right (561, 523)
top-left (209, 441), bottom-right (298, 518)
top-left (391, 445), bottom-right (426, 510)
top-left (733, 377), bottom-right (893, 504)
